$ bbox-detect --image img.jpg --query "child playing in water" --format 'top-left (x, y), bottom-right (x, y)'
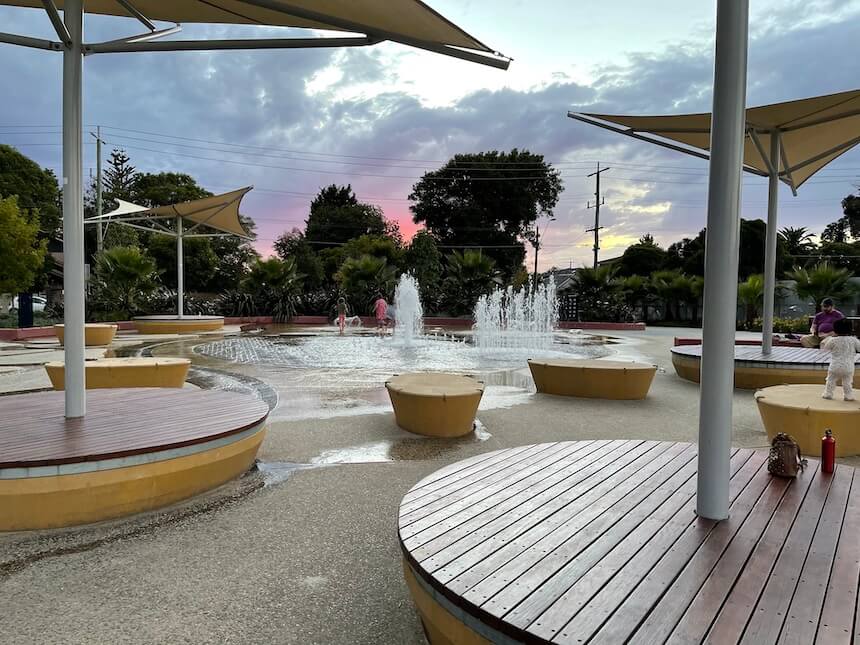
top-left (336, 297), bottom-right (348, 335)
top-left (821, 317), bottom-right (860, 400)
top-left (373, 293), bottom-right (388, 336)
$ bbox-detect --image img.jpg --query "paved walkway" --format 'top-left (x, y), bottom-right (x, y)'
top-left (1, 327), bottom-right (854, 644)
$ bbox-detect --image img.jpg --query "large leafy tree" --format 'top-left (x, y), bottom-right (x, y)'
top-left (409, 149), bottom-right (562, 280)
top-left (147, 235), bottom-right (218, 291)
top-left (0, 196), bottom-right (47, 295)
top-left (618, 234), bottom-right (668, 277)
top-left (305, 184), bottom-right (389, 244)
top-left (273, 229), bottom-right (325, 290)
top-left (820, 193), bottom-right (860, 243)
top-left (442, 250), bottom-right (498, 316)
top-left (786, 262), bottom-right (857, 311)
top-left (0, 144), bottom-right (61, 237)
top-left (406, 230), bottom-right (443, 311)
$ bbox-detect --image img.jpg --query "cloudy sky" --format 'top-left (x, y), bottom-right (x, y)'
top-left (1, 0), bottom-right (858, 270)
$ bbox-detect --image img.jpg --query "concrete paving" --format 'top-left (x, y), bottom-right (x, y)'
top-left (0, 327), bottom-right (853, 644)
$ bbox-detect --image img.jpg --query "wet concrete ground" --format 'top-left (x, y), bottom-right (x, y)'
top-left (1, 326), bottom-right (854, 644)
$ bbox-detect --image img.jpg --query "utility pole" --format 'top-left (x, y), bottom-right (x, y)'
top-left (90, 126), bottom-right (104, 252)
top-left (586, 163), bottom-right (610, 268)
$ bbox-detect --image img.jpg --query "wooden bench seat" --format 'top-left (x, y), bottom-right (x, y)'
top-left (755, 384), bottom-right (860, 456)
top-left (45, 357), bottom-right (191, 390)
top-left (385, 373), bottom-right (484, 437)
top-left (528, 358), bottom-right (656, 399)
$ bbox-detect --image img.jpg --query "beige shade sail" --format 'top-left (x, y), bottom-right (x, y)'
top-left (3, 0), bottom-right (497, 57)
top-left (570, 88), bottom-right (860, 189)
top-left (93, 186), bottom-right (252, 238)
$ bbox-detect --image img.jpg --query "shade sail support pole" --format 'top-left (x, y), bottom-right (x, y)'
top-left (762, 133), bottom-right (781, 355)
top-left (62, 0), bottom-right (85, 418)
top-left (176, 216), bottom-right (184, 319)
top-left (696, 0), bottom-right (749, 521)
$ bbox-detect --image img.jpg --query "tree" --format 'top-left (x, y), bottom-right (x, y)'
top-left (0, 144), bottom-right (61, 237)
top-left (209, 215), bottom-right (259, 291)
top-left (0, 196), bottom-right (47, 295)
top-left (242, 257), bottom-right (304, 322)
top-left (816, 240), bottom-right (860, 274)
top-left (737, 274), bottom-right (764, 328)
top-left (442, 250), bottom-right (498, 316)
top-left (779, 226), bottom-right (817, 255)
top-left (843, 192), bottom-right (860, 238)
top-left (405, 230), bottom-right (443, 311)
top-left (650, 269), bottom-right (700, 322)
top-left (336, 254), bottom-right (398, 311)
top-left (90, 246), bottom-right (160, 319)
top-left (618, 239), bottom-right (667, 277)
top-left (409, 149), bottom-right (563, 280)
top-left (274, 229), bottom-right (324, 290)
top-left (305, 184), bottom-right (388, 244)
top-left (821, 218), bottom-right (850, 244)
top-left (572, 265), bottom-right (620, 321)
top-left (342, 234), bottom-right (404, 267)
top-left (616, 274), bottom-right (653, 322)
top-left (786, 262), bottom-right (857, 311)
top-left (147, 235), bottom-right (218, 291)
top-left (131, 171), bottom-right (211, 207)
top-left (103, 148), bottom-right (137, 203)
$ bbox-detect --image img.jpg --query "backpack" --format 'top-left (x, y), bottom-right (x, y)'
top-left (767, 433), bottom-right (807, 478)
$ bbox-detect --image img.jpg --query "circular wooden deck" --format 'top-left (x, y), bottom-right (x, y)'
top-left (399, 440), bottom-right (860, 644)
top-left (133, 315), bottom-right (225, 334)
top-left (671, 344), bottom-right (859, 389)
top-left (0, 388), bottom-right (269, 530)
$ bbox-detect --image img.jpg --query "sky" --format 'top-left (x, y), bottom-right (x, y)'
top-left (1, 0), bottom-right (858, 270)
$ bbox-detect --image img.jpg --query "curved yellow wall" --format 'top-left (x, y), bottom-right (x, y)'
top-left (671, 354), bottom-right (856, 390)
top-left (133, 318), bottom-right (224, 334)
top-left (755, 386), bottom-right (860, 457)
top-left (45, 358), bottom-right (190, 390)
top-left (387, 389), bottom-right (482, 437)
top-left (0, 428), bottom-right (265, 531)
top-left (54, 324), bottom-right (117, 346)
top-left (529, 360), bottom-right (656, 400)
top-left (403, 561), bottom-right (491, 645)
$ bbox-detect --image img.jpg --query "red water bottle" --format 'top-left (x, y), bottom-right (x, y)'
top-left (821, 429), bottom-right (836, 474)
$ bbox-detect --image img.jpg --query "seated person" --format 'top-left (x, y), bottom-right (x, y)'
top-left (800, 298), bottom-right (844, 347)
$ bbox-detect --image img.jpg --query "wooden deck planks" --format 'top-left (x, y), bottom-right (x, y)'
top-left (0, 388), bottom-right (269, 467)
top-left (399, 442), bottom-right (860, 645)
top-left (671, 344), bottom-right (859, 366)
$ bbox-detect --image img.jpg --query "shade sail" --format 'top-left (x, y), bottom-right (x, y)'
top-left (571, 88), bottom-right (860, 189)
top-left (94, 186), bottom-right (252, 238)
top-left (3, 0), bottom-right (496, 56)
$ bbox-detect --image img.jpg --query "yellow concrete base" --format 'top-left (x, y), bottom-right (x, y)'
top-left (386, 373), bottom-right (484, 438)
top-left (403, 561), bottom-right (490, 645)
top-left (528, 359), bottom-right (656, 399)
top-left (54, 323), bottom-right (117, 346)
top-left (672, 354), bottom-right (858, 390)
top-left (133, 316), bottom-right (224, 334)
top-left (45, 357), bottom-right (191, 390)
top-left (0, 427), bottom-right (265, 531)
top-left (755, 384), bottom-right (860, 457)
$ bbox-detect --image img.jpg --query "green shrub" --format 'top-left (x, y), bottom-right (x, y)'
top-left (749, 316), bottom-right (809, 333)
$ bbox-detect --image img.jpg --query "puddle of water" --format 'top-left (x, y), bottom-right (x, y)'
top-left (311, 441), bottom-right (393, 465)
top-left (253, 461), bottom-right (313, 485)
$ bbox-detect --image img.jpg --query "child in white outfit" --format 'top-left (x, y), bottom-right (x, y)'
top-left (821, 318), bottom-right (860, 400)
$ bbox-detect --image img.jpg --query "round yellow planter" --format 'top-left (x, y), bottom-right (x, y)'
top-left (45, 357), bottom-right (191, 390)
top-left (0, 426), bottom-right (266, 531)
top-left (133, 315), bottom-right (224, 334)
top-left (528, 358), bottom-right (656, 399)
top-left (386, 373), bottom-right (484, 437)
top-left (54, 323), bottom-right (117, 346)
top-left (755, 384), bottom-right (860, 457)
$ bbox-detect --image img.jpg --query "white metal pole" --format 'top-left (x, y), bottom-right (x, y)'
top-left (696, 0), bottom-right (749, 521)
top-left (62, 0), bottom-right (86, 418)
top-left (176, 216), bottom-right (184, 318)
top-left (761, 134), bottom-right (781, 355)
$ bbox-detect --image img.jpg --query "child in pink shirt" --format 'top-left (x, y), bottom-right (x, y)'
top-left (373, 293), bottom-right (388, 336)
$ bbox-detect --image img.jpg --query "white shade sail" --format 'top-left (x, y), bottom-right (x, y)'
top-left (91, 187), bottom-right (252, 238)
top-left (569, 88), bottom-right (860, 190)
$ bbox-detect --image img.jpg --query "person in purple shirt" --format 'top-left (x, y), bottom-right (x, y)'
top-left (800, 298), bottom-right (845, 347)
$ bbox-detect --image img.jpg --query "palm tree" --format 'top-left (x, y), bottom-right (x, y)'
top-left (90, 246), bottom-right (160, 318)
top-left (572, 265), bottom-right (619, 320)
top-left (737, 274), bottom-right (764, 328)
top-left (786, 262), bottom-right (857, 311)
top-left (779, 227), bottom-right (817, 269)
top-left (243, 257), bottom-right (304, 322)
top-left (336, 254), bottom-right (398, 312)
top-left (442, 250), bottom-right (497, 315)
top-left (616, 274), bottom-right (652, 322)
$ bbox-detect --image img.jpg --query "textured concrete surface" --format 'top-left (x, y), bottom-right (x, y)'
top-left (0, 327), bottom-right (852, 644)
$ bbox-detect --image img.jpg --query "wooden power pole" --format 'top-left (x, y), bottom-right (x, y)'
top-left (586, 163), bottom-right (610, 268)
